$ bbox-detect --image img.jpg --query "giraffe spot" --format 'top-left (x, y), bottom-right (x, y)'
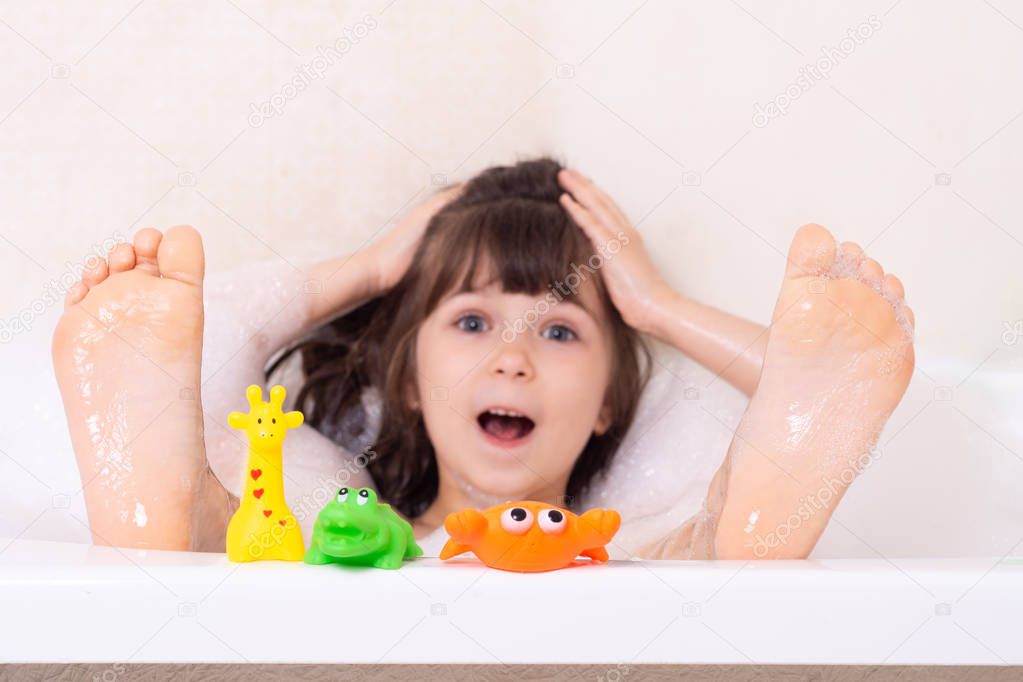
top-left (253, 488), bottom-right (264, 499)
top-left (250, 469), bottom-right (262, 481)
top-left (263, 509), bottom-right (272, 517)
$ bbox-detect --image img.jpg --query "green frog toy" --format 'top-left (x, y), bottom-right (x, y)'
top-left (304, 486), bottom-right (423, 569)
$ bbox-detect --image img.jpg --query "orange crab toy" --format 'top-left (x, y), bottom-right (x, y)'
top-left (439, 500), bottom-right (621, 572)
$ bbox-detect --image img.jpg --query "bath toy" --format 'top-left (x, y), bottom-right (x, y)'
top-left (225, 384), bottom-right (306, 562)
top-left (439, 500), bottom-right (621, 572)
top-left (304, 486), bottom-right (423, 569)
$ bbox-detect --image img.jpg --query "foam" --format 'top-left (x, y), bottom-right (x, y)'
top-left (196, 246), bottom-right (912, 558)
top-left (64, 309), bottom-right (137, 526)
top-left (198, 258), bottom-right (748, 553)
top-left (829, 246), bottom-right (915, 339)
top-left (201, 258), bottom-right (375, 546)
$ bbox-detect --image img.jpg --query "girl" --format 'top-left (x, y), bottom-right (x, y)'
top-left (52, 157), bottom-right (915, 559)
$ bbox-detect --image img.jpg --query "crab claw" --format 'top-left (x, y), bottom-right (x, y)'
top-left (443, 508), bottom-right (488, 543)
top-left (579, 508), bottom-right (621, 542)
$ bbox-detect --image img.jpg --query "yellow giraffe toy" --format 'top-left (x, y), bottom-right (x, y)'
top-left (226, 384), bottom-right (306, 562)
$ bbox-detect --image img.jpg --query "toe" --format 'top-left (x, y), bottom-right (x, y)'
top-left (785, 223), bottom-right (837, 278)
top-left (903, 305), bottom-right (915, 331)
top-left (64, 281), bottom-right (88, 309)
top-left (884, 273), bottom-right (905, 300)
top-left (133, 227), bottom-right (163, 275)
top-left (840, 241), bottom-right (864, 260)
top-left (107, 243), bottom-right (137, 273)
top-left (857, 257), bottom-right (885, 289)
top-left (81, 255), bottom-right (109, 288)
top-left (157, 225), bottom-right (205, 287)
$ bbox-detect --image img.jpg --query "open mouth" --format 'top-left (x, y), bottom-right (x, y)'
top-left (477, 408), bottom-right (536, 445)
top-left (330, 525), bottom-right (364, 538)
top-left (320, 525), bottom-right (370, 551)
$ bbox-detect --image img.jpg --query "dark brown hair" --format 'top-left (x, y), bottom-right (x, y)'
top-left (269, 157), bottom-right (651, 519)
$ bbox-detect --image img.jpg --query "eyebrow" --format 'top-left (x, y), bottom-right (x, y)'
top-left (448, 287), bottom-right (602, 325)
top-left (555, 294), bottom-right (599, 322)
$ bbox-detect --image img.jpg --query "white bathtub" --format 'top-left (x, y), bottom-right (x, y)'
top-left (3, 281), bottom-right (1021, 667)
top-left (0, 537), bottom-right (1018, 665)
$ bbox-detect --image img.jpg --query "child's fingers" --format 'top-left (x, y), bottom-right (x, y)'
top-left (559, 169), bottom-right (637, 242)
top-left (560, 192), bottom-right (614, 249)
top-left (558, 169), bottom-right (610, 217)
top-left (574, 170), bottom-right (630, 229)
top-left (557, 169), bottom-right (621, 231)
top-left (601, 192), bottom-right (630, 231)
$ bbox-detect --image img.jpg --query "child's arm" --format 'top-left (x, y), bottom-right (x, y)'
top-left (556, 170), bottom-right (844, 560)
top-left (557, 169), bottom-right (766, 396)
top-left (638, 290), bottom-right (767, 397)
top-left (206, 184), bottom-right (464, 372)
top-left (306, 185), bottom-right (464, 329)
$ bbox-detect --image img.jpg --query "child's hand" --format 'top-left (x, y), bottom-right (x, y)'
top-left (557, 168), bottom-right (675, 333)
top-left (367, 183), bottom-right (464, 293)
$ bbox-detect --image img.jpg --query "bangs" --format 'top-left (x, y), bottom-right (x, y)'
top-left (418, 198), bottom-right (601, 313)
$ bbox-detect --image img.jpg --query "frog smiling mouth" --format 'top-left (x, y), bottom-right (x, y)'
top-left (318, 523), bottom-right (383, 556)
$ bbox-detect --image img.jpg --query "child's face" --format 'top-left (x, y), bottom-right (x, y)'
top-left (414, 275), bottom-right (614, 502)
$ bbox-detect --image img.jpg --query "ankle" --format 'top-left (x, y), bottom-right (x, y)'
top-left (191, 467), bottom-right (235, 552)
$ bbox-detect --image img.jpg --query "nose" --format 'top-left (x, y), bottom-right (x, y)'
top-left (491, 343), bottom-right (535, 381)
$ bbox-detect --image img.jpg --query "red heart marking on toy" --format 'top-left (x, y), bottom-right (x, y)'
top-left (263, 509), bottom-right (272, 517)
top-left (253, 488), bottom-right (264, 499)
top-left (279, 520), bottom-right (286, 526)
top-left (251, 469), bottom-right (262, 480)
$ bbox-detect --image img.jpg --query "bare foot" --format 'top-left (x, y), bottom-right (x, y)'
top-left (756, 223), bottom-right (914, 468)
top-left (714, 223), bottom-right (915, 558)
top-left (52, 226), bottom-right (230, 550)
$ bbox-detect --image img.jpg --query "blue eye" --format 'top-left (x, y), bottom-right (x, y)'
top-left (542, 324), bottom-right (576, 342)
top-left (456, 314), bottom-right (487, 333)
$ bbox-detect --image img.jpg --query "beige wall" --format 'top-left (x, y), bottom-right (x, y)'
top-left (1, 1), bottom-right (1021, 556)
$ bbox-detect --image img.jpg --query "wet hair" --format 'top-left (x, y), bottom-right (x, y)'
top-left (269, 157), bottom-right (652, 519)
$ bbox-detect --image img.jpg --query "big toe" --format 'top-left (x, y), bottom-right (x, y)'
top-left (157, 225), bottom-right (205, 286)
top-left (785, 223), bottom-right (837, 279)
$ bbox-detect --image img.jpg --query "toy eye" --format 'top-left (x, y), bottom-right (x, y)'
top-left (337, 488), bottom-right (348, 503)
top-left (357, 489), bottom-right (370, 506)
top-left (257, 418), bottom-right (262, 424)
top-left (500, 507), bottom-right (534, 534)
top-left (538, 509), bottom-right (567, 535)
top-left (272, 418), bottom-right (276, 424)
